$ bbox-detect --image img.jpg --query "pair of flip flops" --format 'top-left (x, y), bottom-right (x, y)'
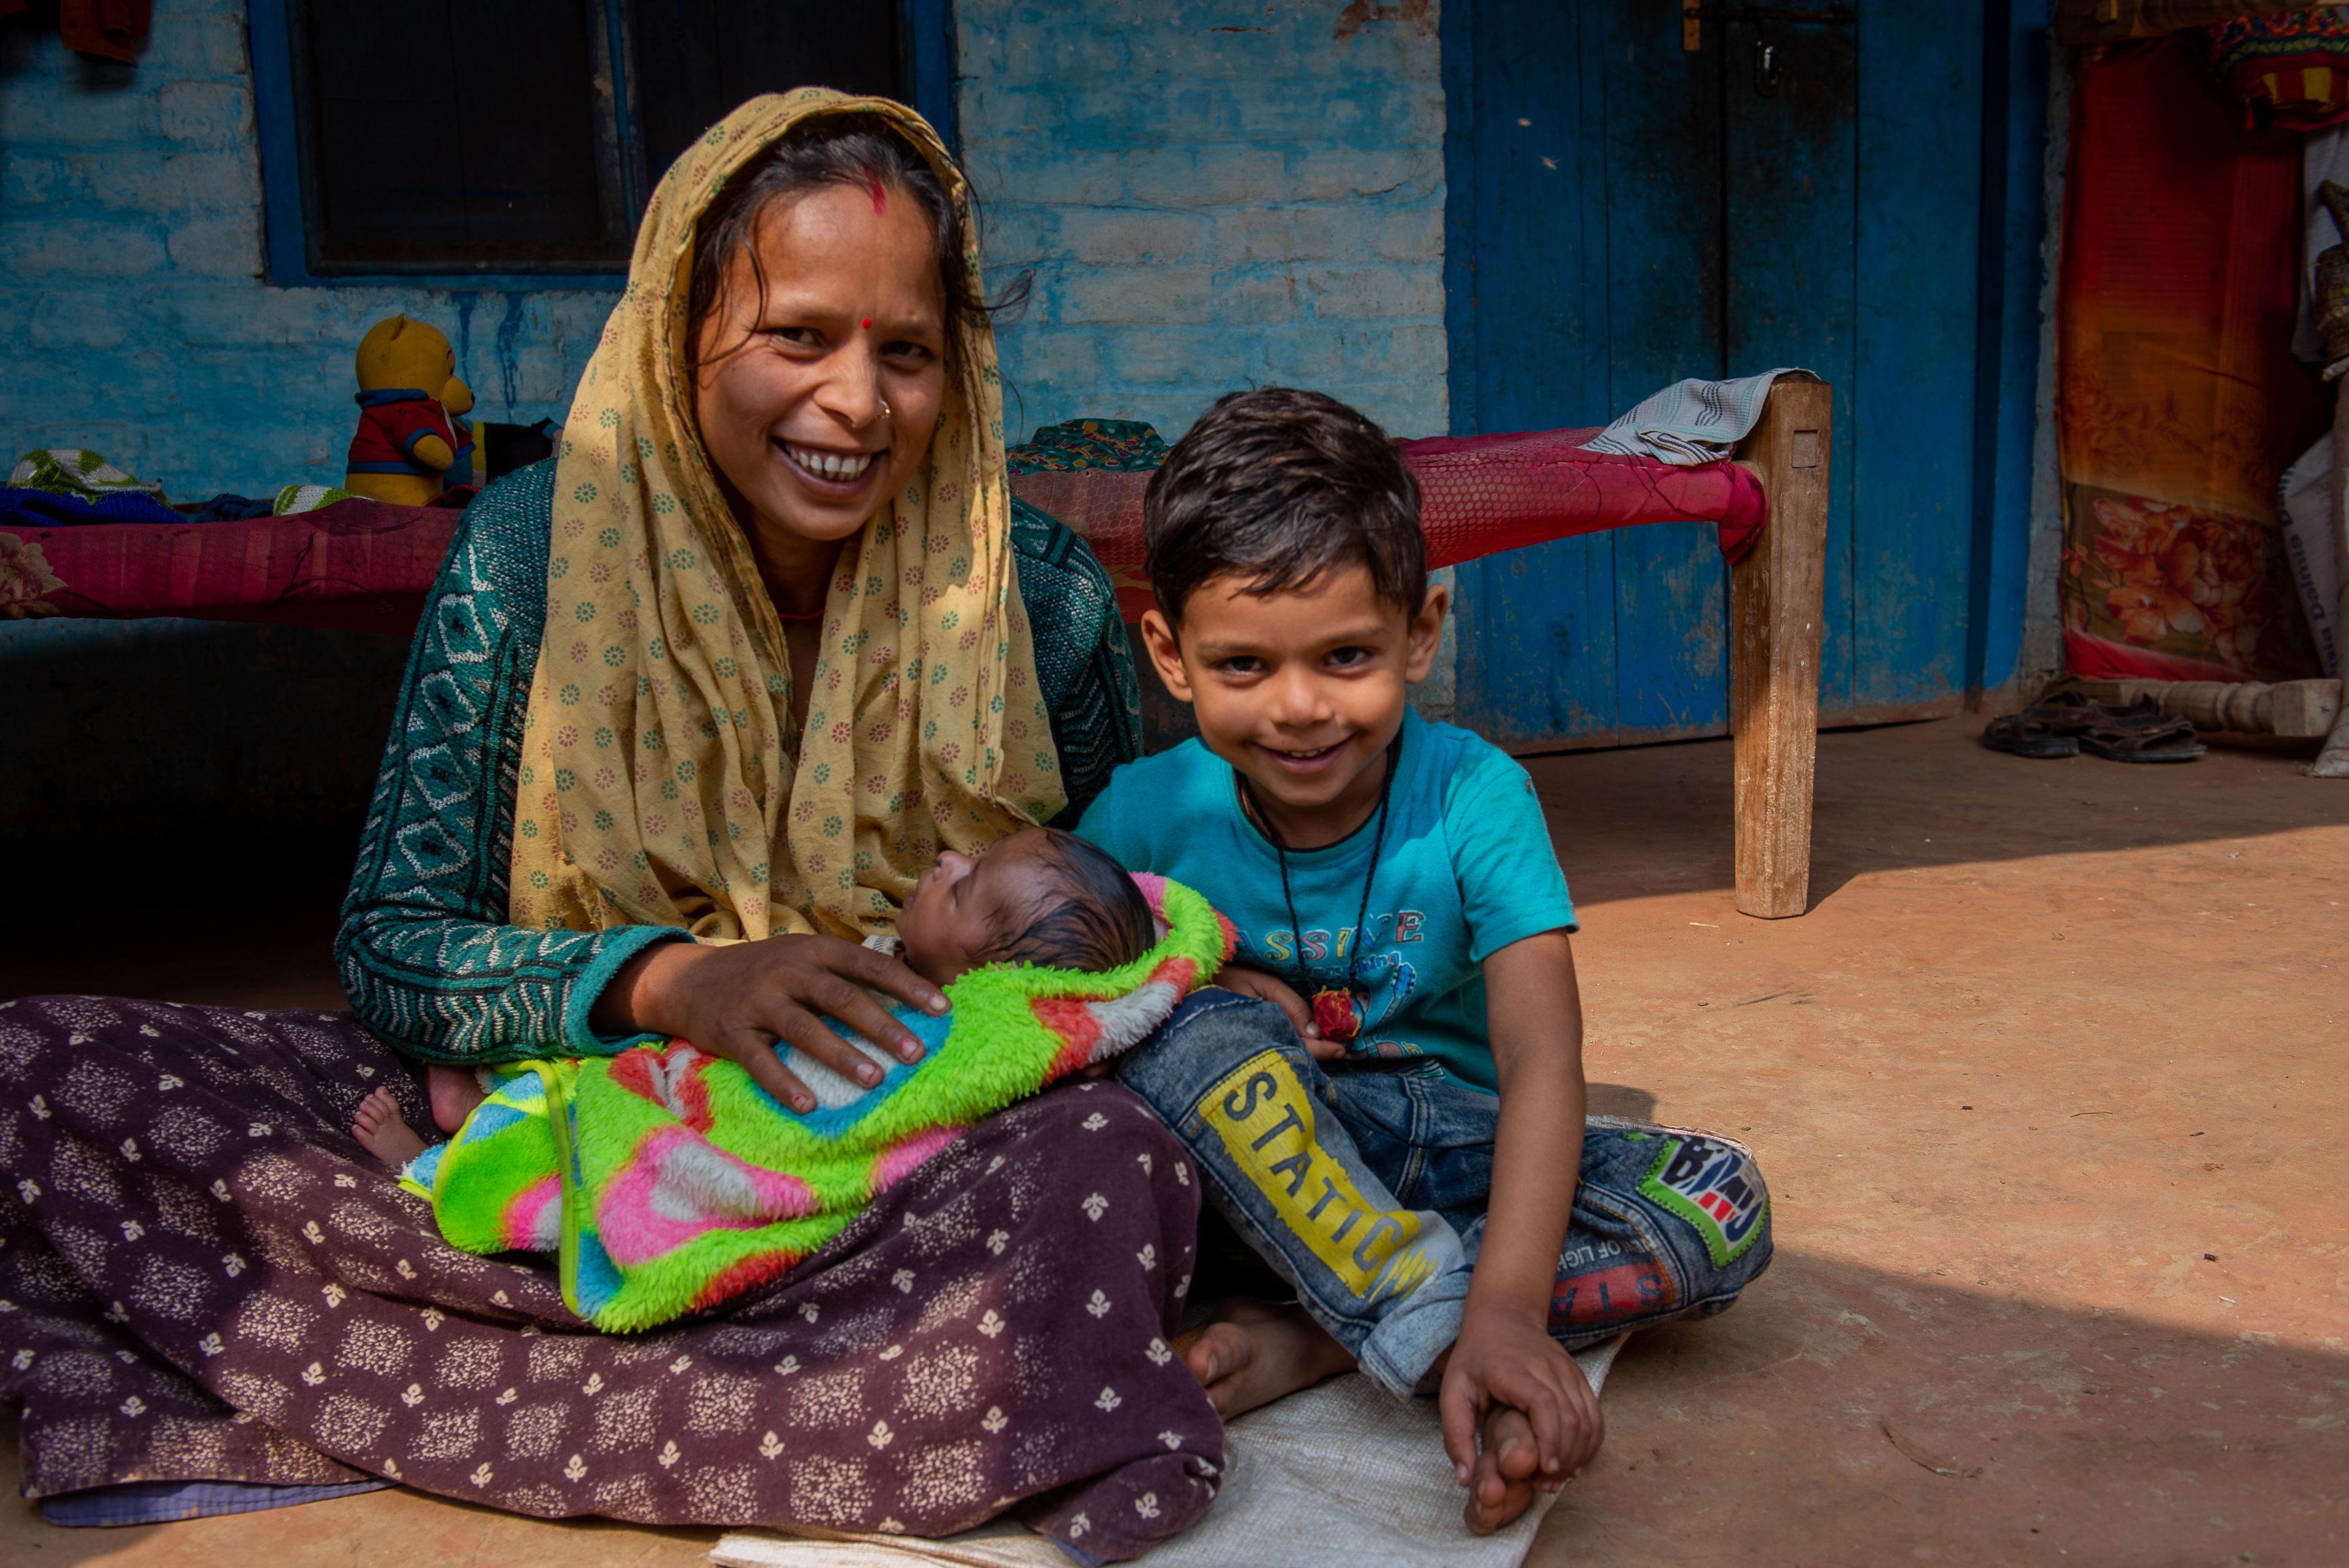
top-left (1982, 689), bottom-right (2206, 763)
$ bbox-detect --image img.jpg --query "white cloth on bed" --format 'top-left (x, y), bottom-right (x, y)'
top-left (1581, 369), bottom-right (1815, 465)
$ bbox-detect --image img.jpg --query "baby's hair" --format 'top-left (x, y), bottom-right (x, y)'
top-left (1143, 386), bottom-right (1426, 627)
top-left (974, 829), bottom-right (1155, 974)
top-left (684, 111), bottom-right (1028, 377)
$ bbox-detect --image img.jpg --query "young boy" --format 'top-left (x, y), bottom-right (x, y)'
top-left (1079, 388), bottom-right (1774, 1533)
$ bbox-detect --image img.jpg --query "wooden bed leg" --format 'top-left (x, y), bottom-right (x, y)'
top-left (1730, 378), bottom-right (1832, 919)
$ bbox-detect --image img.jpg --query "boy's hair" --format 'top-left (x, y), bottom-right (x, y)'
top-left (1143, 387), bottom-right (1426, 626)
top-left (975, 829), bottom-right (1156, 973)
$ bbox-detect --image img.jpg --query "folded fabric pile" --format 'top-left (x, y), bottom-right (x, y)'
top-left (181, 485), bottom-right (362, 521)
top-left (2205, 10), bottom-right (2349, 131)
top-left (4, 447), bottom-right (181, 526)
top-left (1006, 418), bottom-right (1171, 474)
top-left (2, 448), bottom-right (361, 527)
top-left (404, 874), bottom-right (1234, 1331)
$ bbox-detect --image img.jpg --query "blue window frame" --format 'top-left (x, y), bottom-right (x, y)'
top-left (249, 0), bottom-right (956, 288)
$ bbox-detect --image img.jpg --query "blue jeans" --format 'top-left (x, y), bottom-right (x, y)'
top-left (1116, 992), bottom-right (1775, 1395)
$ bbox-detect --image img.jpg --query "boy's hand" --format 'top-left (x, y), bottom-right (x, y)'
top-left (1213, 964), bottom-right (1344, 1060)
top-left (1439, 1303), bottom-right (1604, 1499)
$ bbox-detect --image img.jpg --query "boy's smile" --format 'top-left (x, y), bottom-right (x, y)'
top-left (1140, 564), bottom-right (1446, 850)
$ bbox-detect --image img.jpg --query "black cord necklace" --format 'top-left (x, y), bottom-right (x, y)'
top-left (1238, 733), bottom-right (1400, 1045)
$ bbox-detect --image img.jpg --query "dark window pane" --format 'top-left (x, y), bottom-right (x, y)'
top-left (297, 0), bottom-right (626, 271)
top-left (629, 1), bottom-right (902, 188)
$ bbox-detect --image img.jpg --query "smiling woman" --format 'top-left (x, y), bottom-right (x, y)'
top-left (0, 92), bottom-right (1217, 1561)
top-left (684, 118), bottom-right (977, 606)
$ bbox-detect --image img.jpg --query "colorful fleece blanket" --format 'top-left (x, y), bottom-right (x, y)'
top-left (403, 874), bottom-right (1232, 1330)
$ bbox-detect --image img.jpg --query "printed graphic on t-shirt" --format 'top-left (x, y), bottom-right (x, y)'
top-left (1236, 911), bottom-right (1425, 1037)
top-left (1076, 710), bottom-right (1577, 1092)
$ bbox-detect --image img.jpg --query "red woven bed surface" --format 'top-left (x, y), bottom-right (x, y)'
top-left (1012, 428), bottom-right (1767, 620)
top-left (22, 500), bottom-right (462, 635)
top-left (18, 430), bottom-right (1761, 633)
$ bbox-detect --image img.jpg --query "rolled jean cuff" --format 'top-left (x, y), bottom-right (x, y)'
top-left (1354, 1263), bottom-right (1470, 1397)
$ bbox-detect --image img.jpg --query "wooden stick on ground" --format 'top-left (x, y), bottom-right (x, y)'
top-left (1730, 377), bottom-right (1832, 918)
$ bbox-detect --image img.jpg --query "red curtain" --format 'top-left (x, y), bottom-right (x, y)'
top-left (2057, 36), bottom-right (2327, 683)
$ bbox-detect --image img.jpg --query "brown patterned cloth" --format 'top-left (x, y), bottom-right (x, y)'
top-left (0, 996), bottom-right (1221, 1561)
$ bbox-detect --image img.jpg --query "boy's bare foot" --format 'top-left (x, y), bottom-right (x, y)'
top-left (1175, 1297), bottom-right (1356, 1419)
top-left (351, 1087), bottom-right (428, 1168)
top-left (425, 1064), bottom-right (487, 1134)
top-left (1463, 1403), bottom-right (1544, 1535)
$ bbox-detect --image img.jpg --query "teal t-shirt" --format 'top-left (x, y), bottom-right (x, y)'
top-left (1075, 708), bottom-right (1576, 1092)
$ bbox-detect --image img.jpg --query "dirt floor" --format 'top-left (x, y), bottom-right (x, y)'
top-left (3, 716), bottom-right (2344, 1567)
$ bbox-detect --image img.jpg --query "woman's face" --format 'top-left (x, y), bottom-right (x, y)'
top-left (693, 179), bottom-right (950, 549)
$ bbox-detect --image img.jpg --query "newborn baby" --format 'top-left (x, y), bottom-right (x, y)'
top-left (352, 826), bottom-right (1155, 1166)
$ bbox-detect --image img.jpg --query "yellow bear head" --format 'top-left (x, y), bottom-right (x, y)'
top-left (354, 315), bottom-right (474, 417)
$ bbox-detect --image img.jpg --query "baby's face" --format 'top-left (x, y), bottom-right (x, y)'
top-left (896, 828), bottom-right (1060, 988)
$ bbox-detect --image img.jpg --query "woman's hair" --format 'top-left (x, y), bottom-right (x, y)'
top-left (975, 829), bottom-right (1157, 974)
top-left (684, 111), bottom-right (1026, 374)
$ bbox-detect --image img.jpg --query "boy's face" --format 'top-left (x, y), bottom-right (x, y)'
top-left (1140, 564), bottom-right (1446, 841)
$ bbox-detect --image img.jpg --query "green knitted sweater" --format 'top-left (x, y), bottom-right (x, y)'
top-left (334, 460), bottom-right (1143, 1064)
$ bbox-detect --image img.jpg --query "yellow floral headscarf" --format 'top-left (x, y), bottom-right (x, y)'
top-left (508, 90), bottom-right (1064, 943)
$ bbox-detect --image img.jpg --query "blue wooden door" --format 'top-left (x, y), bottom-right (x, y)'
top-left (1441, 1), bottom-right (1985, 748)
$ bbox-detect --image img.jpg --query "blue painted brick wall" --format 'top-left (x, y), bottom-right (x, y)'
top-left (958, 1), bottom-right (1450, 443)
top-left (0, 2), bottom-right (1459, 829)
top-left (0, 1), bottom-right (619, 500)
top-left (0, 2), bottom-right (1448, 487)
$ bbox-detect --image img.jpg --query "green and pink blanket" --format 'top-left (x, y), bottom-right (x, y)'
top-left (402, 874), bottom-right (1231, 1330)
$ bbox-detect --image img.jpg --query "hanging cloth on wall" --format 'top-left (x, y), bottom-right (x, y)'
top-left (2204, 9), bottom-right (2349, 132)
top-left (56, 0), bottom-right (151, 63)
top-left (2057, 36), bottom-right (2329, 683)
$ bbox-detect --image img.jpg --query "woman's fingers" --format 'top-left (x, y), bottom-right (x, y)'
top-left (711, 1028), bottom-right (822, 1113)
top-left (769, 1006), bottom-right (892, 1093)
top-left (814, 979), bottom-right (931, 1066)
top-left (834, 940), bottom-right (948, 1017)
top-left (809, 943), bottom-right (943, 1060)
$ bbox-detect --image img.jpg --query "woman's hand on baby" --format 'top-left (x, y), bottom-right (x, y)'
top-left (597, 935), bottom-right (947, 1113)
top-left (1215, 964), bottom-right (1344, 1061)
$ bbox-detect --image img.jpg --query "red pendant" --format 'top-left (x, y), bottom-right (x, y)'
top-left (1312, 988), bottom-right (1363, 1044)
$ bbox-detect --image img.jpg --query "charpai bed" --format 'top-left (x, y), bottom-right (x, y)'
top-left (8, 382), bottom-right (1832, 916)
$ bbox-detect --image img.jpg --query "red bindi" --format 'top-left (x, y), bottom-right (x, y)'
top-left (861, 317), bottom-right (873, 330)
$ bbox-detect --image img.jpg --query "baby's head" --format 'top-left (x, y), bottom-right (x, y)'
top-left (896, 826), bottom-right (1155, 987)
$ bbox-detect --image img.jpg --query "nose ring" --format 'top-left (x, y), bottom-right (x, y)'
top-left (879, 397), bottom-right (892, 420)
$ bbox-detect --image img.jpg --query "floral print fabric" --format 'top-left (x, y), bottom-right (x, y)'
top-left (0, 996), bottom-right (1221, 1560)
top-left (2056, 39), bottom-right (2326, 682)
top-left (2061, 487), bottom-right (2313, 678)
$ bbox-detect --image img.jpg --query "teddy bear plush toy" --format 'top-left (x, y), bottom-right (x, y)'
top-left (343, 315), bottom-right (478, 505)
